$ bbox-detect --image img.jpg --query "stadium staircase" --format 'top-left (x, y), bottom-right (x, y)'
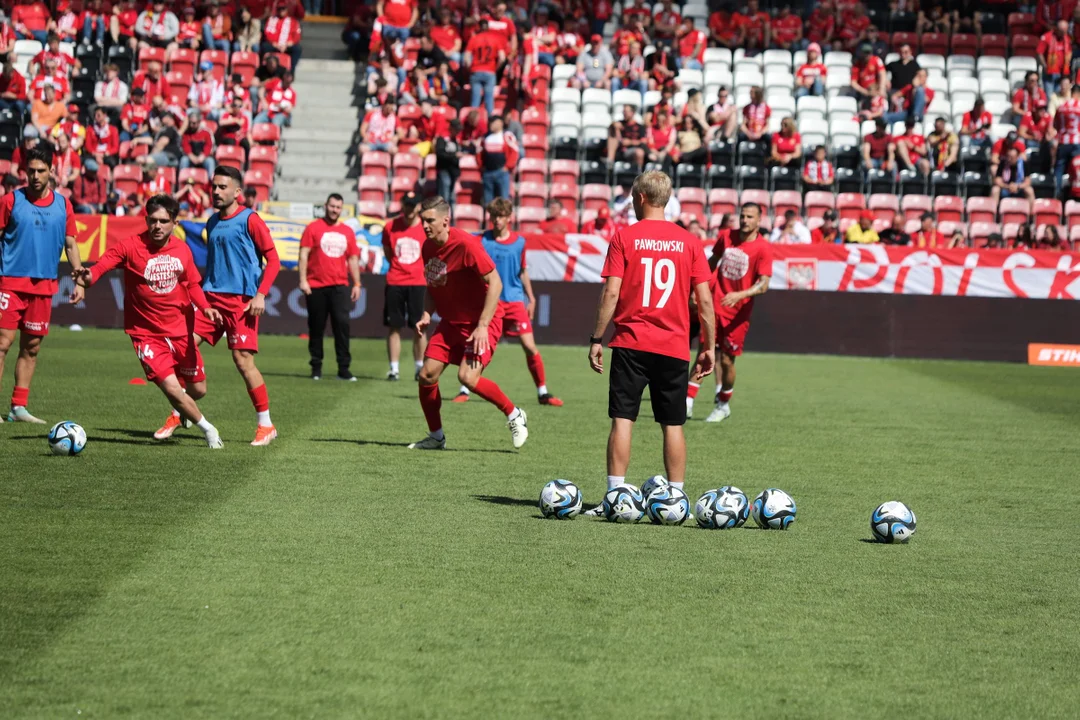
top-left (274, 20), bottom-right (359, 205)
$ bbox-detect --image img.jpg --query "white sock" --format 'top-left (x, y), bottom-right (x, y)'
top-left (508, 407), bottom-right (522, 421)
top-left (171, 409), bottom-right (181, 419)
top-left (429, 428), bottom-right (445, 441)
top-left (537, 384), bottom-right (548, 396)
top-left (195, 416), bottom-right (216, 436)
top-left (257, 410), bottom-right (272, 426)
top-left (415, 360), bottom-right (423, 370)
top-left (670, 481), bottom-right (684, 490)
top-left (607, 475), bottom-right (625, 490)
top-left (459, 385), bottom-right (470, 395)
top-left (390, 361), bottom-right (400, 374)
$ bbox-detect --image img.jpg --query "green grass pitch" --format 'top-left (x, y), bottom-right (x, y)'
top-left (1, 328), bottom-right (1078, 718)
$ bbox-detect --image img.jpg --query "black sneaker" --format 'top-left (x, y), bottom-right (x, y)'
top-left (387, 371), bottom-right (400, 381)
top-left (311, 369), bottom-right (321, 381)
top-left (337, 372), bottom-right (358, 382)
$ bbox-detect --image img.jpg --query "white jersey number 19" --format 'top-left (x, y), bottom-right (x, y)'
top-left (640, 257), bottom-right (676, 309)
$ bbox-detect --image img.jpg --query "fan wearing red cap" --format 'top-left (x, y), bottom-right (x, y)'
top-left (845, 209), bottom-right (881, 244)
top-left (795, 43), bottom-right (827, 98)
top-left (582, 204), bottom-right (617, 242)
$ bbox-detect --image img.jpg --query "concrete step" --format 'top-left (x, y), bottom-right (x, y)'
top-left (293, 58), bottom-right (356, 75)
top-left (278, 162), bottom-right (354, 180)
top-left (277, 175), bottom-right (356, 190)
top-left (273, 185), bottom-right (358, 204)
top-left (282, 126), bottom-right (355, 142)
top-left (288, 108), bottom-right (358, 127)
top-left (278, 138), bottom-right (355, 154)
top-left (278, 151), bottom-right (354, 167)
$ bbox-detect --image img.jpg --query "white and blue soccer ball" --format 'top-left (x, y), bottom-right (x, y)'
top-left (539, 480), bottom-right (583, 519)
top-left (751, 488), bottom-right (796, 529)
top-left (602, 484), bottom-right (645, 524)
top-left (694, 486), bottom-right (750, 529)
top-left (870, 501), bottom-right (917, 543)
top-left (644, 485), bottom-right (690, 525)
top-left (48, 421), bottom-right (86, 456)
top-left (639, 475), bottom-right (669, 500)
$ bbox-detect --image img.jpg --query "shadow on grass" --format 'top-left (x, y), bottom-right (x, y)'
top-left (260, 372), bottom-right (384, 382)
top-left (472, 494), bottom-right (536, 507)
top-left (313, 438), bottom-right (516, 454)
top-left (98, 427), bottom-right (160, 440)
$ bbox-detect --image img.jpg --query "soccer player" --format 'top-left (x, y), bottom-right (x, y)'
top-left (156, 165), bottom-right (281, 446)
top-left (298, 192), bottom-right (362, 381)
top-left (75, 195), bottom-right (225, 448)
top-left (381, 191), bottom-right (427, 381)
top-left (692, 202), bottom-right (772, 423)
top-left (0, 145), bottom-right (83, 424)
top-left (452, 198), bottom-right (563, 407)
top-left (409, 196), bottom-right (529, 450)
top-left (585, 171), bottom-right (713, 512)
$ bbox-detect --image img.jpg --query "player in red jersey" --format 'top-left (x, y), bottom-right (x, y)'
top-left (408, 196), bottom-right (529, 451)
top-left (585, 171), bottom-right (713, 510)
top-left (698, 202), bottom-right (772, 424)
top-left (381, 191), bottom-right (428, 381)
top-left (75, 195), bottom-right (226, 448)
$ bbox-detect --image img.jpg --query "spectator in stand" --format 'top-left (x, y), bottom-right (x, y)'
top-left (811, 209), bottom-right (840, 243)
top-left (1019, 105), bottom-right (1055, 172)
top-left (30, 84), bottom-right (65, 138)
top-left (646, 106), bottom-right (677, 170)
top-left (622, 0), bottom-right (653, 29)
top-left (94, 63), bottom-right (129, 111)
top-left (708, 5), bottom-right (740, 51)
top-left (459, 109), bottom-right (487, 148)
top-left (464, 19), bottom-right (505, 116)
top-left (795, 43), bottom-right (827, 98)
top-left (255, 71), bottom-right (295, 128)
top-left (121, 86), bottom-right (151, 142)
top-left (895, 116), bottom-right (931, 175)
top-left (1013, 222), bottom-right (1036, 249)
top-left (415, 33), bottom-right (447, 83)
top-left (1012, 72), bottom-right (1048, 126)
top-left (55, 3), bottom-right (82, 43)
top-left (434, 118), bottom-right (462, 204)
top-left (737, 0), bottom-right (771, 53)
top-left (378, 0), bottom-right (417, 43)
top-left (862, 117), bottom-right (895, 176)
top-left (482, 2), bottom-right (517, 57)
top-left (175, 174), bottom-right (211, 218)
top-left (359, 98), bottom-right (400, 154)
top-left (82, 0), bottom-right (110, 46)
top-left (886, 68), bottom-right (932, 124)
top-left (11, 125), bottom-right (38, 178)
top-left (539, 199), bottom-right (575, 233)
top-left (960, 96), bottom-right (993, 149)
top-left (803, 145), bottom-right (834, 190)
top-left (990, 130), bottom-right (1027, 176)
top-left (837, 3), bottom-right (871, 52)
top-left (0, 56), bottom-right (28, 116)
top-left (865, 25), bottom-right (888, 59)
top-left (607, 104), bottom-right (646, 166)
top-left (770, 5), bottom-right (803, 51)
top-left (592, 0), bottom-right (615, 37)
top-left (950, 0), bottom-right (982, 36)
top-left (136, 158), bottom-right (173, 202)
top-left (202, 1), bottom-right (232, 53)
top-left (770, 210), bottom-right (811, 243)
top-left (645, 39), bottom-right (677, 91)
top-left (1038, 20), bottom-right (1072, 99)
top-left (806, 1), bottom-right (836, 53)
top-left (947, 229), bottom-right (968, 249)
top-left (581, 205), bottom-right (617, 241)
top-left (682, 88), bottom-right (709, 128)
top-left (479, 115), bottom-right (517, 204)
top-left (11, 0), bottom-right (50, 43)
top-left (739, 86), bottom-right (770, 146)
top-left (225, 73), bottom-right (251, 113)
top-left (769, 117), bottom-right (802, 167)
top-left (265, 3), bottom-right (303, 71)
top-left (30, 56), bottom-right (71, 104)
top-left (707, 85), bottom-right (738, 140)
top-left (428, 62), bottom-right (459, 106)
top-left (146, 111), bottom-right (182, 167)
top-left (916, 0), bottom-right (951, 35)
top-left (52, 131), bottom-right (81, 189)
top-left (845, 209), bottom-right (880, 243)
top-left (927, 116), bottom-right (960, 171)
top-left (1054, 84), bottom-right (1080, 192)
top-left (52, 103), bottom-right (85, 150)
top-left (177, 7), bottom-right (202, 51)
top-left (407, 98), bottom-right (445, 155)
top-left (857, 85), bottom-right (887, 122)
top-left (572, 35), bottom-right (614, 90)
top-left (1050, 77), bottom-right (1072, 116)
top-left (675, 17), bottom-right (706, 70)
top-left (886, 42), bottom-right (919, 94)
top-left (256, 52), bottom-right (286, 90)
top-left (135, 0), bottom-right (180, 57)
top-left (1040, 224), bottom-right (1067, 251)
top-left (674, 115), bottom-right (707, 166)
top-left (72, 159), bottom-right (108, 213)
top-left (216, 95), bottom-right (252, 156)
top-left (911, 211), bottom-right (946, 248)
top-left (991, 146), bottom-right (1035, 212)
top-left (132, 60), bottom-right (167, 102)
top-left (29, 33), bottom-right (78, 78)
top-left (612, 40), bottom-right (647, 105)
top-left (525, 8), bottom-right (556, 67)
top-left (0, 19), bottom-right (15, 58)
top-left (850, 43), bottom-right (886, 101)
top-left (878, 211), bottom-right (910, 245)
top-left (234, 7), bottom-right (261, 54)
top-left (113, 0), bottom-right (141, 50)
top-left (87, 106), bottom-right (120, 167)
top-left (652, 0), bottom-right (680, 42)
top-left (189, 61), bottom-right (225, 120)
top-left (180, 109), bottom-right (215, 174)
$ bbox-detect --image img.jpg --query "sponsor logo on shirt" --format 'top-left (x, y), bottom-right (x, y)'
top-left (319, 231), bottom-right (349, 259)
top-left (720, 247), bottom-right (750, 280)
top-left (395, 237), bottom-right (422, 265)
top-left (425, 257), bottom-right (448, 286)
top-left (144, 255), bottom-right (184, 294)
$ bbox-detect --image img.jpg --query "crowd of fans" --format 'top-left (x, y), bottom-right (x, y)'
top-left (350, 0), bottom-right (1080, 250)
top-left (0, 0), bottom-right (305, 217)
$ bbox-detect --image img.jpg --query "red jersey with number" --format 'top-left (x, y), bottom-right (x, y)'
top-left (713, 231), bottom-right (773, 320)
top-left (422, 227), bottom-right (496, 327)
top-left (466, 30), bottom-right (504, 73)
top-left (87, 231), bottom-right (209, 336)
top-left (301, 218), bottom-right (359, 288)
top-left (382, 216), bottom-right (427, 286)
top-left (602, 219), bottom-right (710, 361)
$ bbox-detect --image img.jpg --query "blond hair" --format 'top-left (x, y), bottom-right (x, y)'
top-left (420, 195), bottom-right (450, 215)
top-left (632, 170), bottom-right (672, 210)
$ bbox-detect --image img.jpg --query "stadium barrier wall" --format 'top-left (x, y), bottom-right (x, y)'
top-left (53, 269), bottom-right (1080, 364)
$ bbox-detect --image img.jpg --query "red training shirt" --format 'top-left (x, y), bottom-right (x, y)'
top-left (382, 215), bottom-right (427, 286)
top-left (301, 218), bottom-right (360, 288)
top-left (712, 230), bottom-right (773, 320)
top-left (466, 31), bottom-right (504, 74)
top-left (0, 190), bottom-right (77, 296)
top-left (421, 227), bottom-right (496, 327)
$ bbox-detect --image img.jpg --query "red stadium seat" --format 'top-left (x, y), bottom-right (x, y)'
top-left (771, 190), bottom-right (802, 219)
top-left (517, 158), bottom-right (548, 185)
top-left (951, 34), bottom-right (978, 57)
top-left (455, 179), bottom-right (482, 205)
top-left (156, 166), bottom-right (177, 189)
top-left (1066, 200), bottom-right (1080, 228)
top-left (920, 33), bottom-right (948, 55)
top-left (178, 168), bottom-right (209, 187)
top-left (248, 146), bottom-right (278, 177)
top-left (901, 194), bottom-right (932, 221)
top-left (397, 104), bottom-right (422, 133)
top-left (1002, 222), bottom-right (1021, 242)
top-left (938, 221), bottom-right (967, 239)
top-left (677, 188), bottom-right (706, 223)
top-left (740, 189), bottom-right (770, 213)
top-left (170, 48), bottom-right (197, 78)
top-left (1037, 224), bottom-right (1066, 243)
top-left (358, 176), bottom-right (388, 204)
top-left (404, 37), bottom-right (420, 64)
top-left (804, 190), bottom-right (836, 217)
top-left (966, 196), bottom-right (997, 224)
top-left (199, 50), bottom-right (228, 81)
top-left (214, 145), bottom-right (245, 171)
top-left (165, 71), bottom-right (189, 101)
top-left (454, 203), bottom-right (484, 231)
top-left (390, 175), bottom-right (416, 203)
top-left (138, 46), bottom-right (166, 71)
top-left (516, 206), bottom-right (546, 233)
top-left (1034, 198), bottom-right (1063, 227)
top-left (392, 153), bottom-right (423, 186)
top-left (269, 51), bottom-right (291, 72)
top-left (357, 200), bottom-right (386, 218)
top-left (1011, 34), bottom-right (1038, 57)
top-left (980, 34), bottom-right (1009, 57)
top-left (868, 193), bottom-right (899, 221)
top-left (708, 188), bottom-right (739, 217)
top-left (998, 197), bottom-right (1029, 226)
top-left (458, 156), bottom-right (481, 185)
top-left (423, 154), bottom-right (437, 182)
top-left (522, 106), bottom-right (549, 137)
top-left (112, 164), bottom-right (142, 197)
top-left (517, 181), bottom-right (548, 208)
top-left (360, 151), bottom-right (391, 179)
top-left (550, 182), bottom-right (578, 212)
top-left (891, 32), bottom-right (918, 52)
top-left (522, 133), bottom-right (549, 160)
top-left (1008, 12), bottom-right (1035, 35)
top-left (550, 159), bottom-right (579, 186)
top-left (836, 192), bottom-right (866, 221)
top-left (582, 184), bottom-right (612, 210)
top-left (932, 195), bottom-right (962, 223)
top-left (969, 221), bottom-right (1000, 246)
top-left (230, 51), bottom-right (259, 85)
top-left (251, 123), bottom-right (280, 146)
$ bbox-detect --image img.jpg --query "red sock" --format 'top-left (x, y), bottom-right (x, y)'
top-left (687, 382), bottom-right (700, 400)
top-left (11, 386), bottom-right (29, 408)
top-left (471, 376), bottom-right (515, 416)
top-left (248, 384), bottom-right (269, 412)
top-left (526, 353), bottom-right (546, 388)
top-left (718, 388), bottom-right (734, 403)
top-left (418, 382), bottom-right (442, 431)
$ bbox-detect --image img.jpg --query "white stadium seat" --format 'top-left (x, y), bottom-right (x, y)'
top-left (946, 55), bottom-right (976, 76)
top-left (552, 64), bottom-right (575, 88)
top-left (824, 51), bottom-right (852, 68)
top-left (828, 95), bottom-right (858, 115)
top-left (612, 89), bottom-right (642, 110)
top-left (678, 69), bottom-right (704, 90)
top-left (797, 95), bottom-right (827, 121)
top-left (770, 95), bottom-right (796, 117)
top-left (977, 56), bottom-right (1007, 76)
top-left (704, 47), bottom-right (732, 66)
top-left (950, 76), bottom-right (979, 95)
top-left (1007, 57), bottom-right (1037, 75)
top-left (581, 88), bottom-right (611, 115)
top-left (763, 49), bottom-right (792, 71)
top-left (990, 123), bottom-right (1017, 141)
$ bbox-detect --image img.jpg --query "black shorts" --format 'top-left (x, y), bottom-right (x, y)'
top-left (384, 284), bottom-right (426, 329)
top-left (608, 347), bottom-right (689, 426)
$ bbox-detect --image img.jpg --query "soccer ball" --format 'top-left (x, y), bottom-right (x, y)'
top-left (48, 421), bottom-right (87, 456)
top-left (870, 501), bottom-right (917, 543)
top-left (539, 480), bottom-right (583, 519)
top-left (602, 484), bottom-right (645, 523)
top-left (751, 488), bottom-right (797, 529)
top-left (694, 486), bottom-right (750, 529)
top-left (639, 474), bottom-right (669, 500)
top-left (644, 485), bottom-right (690, 525)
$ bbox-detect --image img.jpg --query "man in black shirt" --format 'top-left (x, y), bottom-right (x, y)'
top-left (255, 54), bottom-right (286, 86)
top-left (435, 118), bottom-right (462, 204)
top-left (416, 34), bottom-right (447, 79)
top-left (886, 43), bottom-right (920, 93)
top-left (878, 211), bottom-right (911, 245)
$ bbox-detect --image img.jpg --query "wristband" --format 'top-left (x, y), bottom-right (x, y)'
top-left (589, 336), bottom-right (603, 345)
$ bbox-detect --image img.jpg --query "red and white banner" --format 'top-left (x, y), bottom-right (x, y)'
top-left (522, 235), bottom-right (1080, 300)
